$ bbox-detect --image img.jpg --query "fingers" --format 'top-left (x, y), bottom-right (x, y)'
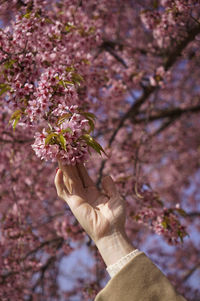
top-left (102, 175), bottom-right (118, 198)
top-left (77, 164), bottom-right (94, 188)
top-left (55, 169), bottom-right (87, 211)
top-left (58, 160), bottom-right (84, 195)
top-left (58, 160), bottom-right (80, 182)
top-left (54, 169), bottom-right (68, 198)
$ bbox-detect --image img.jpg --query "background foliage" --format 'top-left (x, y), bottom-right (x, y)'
top-left (0, 1), bottom-right (200, 300)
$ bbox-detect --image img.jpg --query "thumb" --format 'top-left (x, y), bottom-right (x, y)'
top-left (102, 175), bottom-right (118, 198)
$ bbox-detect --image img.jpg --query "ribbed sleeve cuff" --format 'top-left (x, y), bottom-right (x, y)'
top-left (106, 249), bottom-right (142, 278)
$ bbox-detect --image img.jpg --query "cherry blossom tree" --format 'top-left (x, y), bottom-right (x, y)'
top-left (0, 0), bottom-right (200, 300)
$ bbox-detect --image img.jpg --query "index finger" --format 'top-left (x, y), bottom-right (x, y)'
top-left (58, 160), bottom-right (84, 195)
top-left (77, 163), bottom-right (95, 188)
top-left (55, 169), bottom-right (90, 213)
top-left (58, 160), bottom-right (80, 181)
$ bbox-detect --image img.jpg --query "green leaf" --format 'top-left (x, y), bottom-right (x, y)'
top-left (44, 17), bottom-right (53, 24)
top-left (3, 59), bottom-right (16, 70)
top-left (78, 26), bottom-right (96, 37)
top-left (161, 220), bottom-right (168, 229)
top-left (45, 132), bottom-right (58, 146)
top-left (175, 208), bottom-right (187, 217)
top-left (0, 83), bottom-right (11, 96)
top-left (57, 113), bottom-right (72, 126)
top-left (161, 221), bottom-right (167, 229)
top-left (134, 215), bottom-right (140, 221)
top-left (51, 34), bottom-right (60, 40)
top-left (81, 134), bottom-right (106, 155)
top-left (58, 80), bottom-right (65, 87)
top-left (65, 23), bottom-right (76, 33)
top-left (66, 66), bottom-right (75, 72)
top-left (48, 123), bottom-right (53, 131)
top-left (64, 80), bottom-right (74, 86)
top-left (178, 232), bottom-right (183, 243)
top-left (9, 109), bottom-right (21, 120)
top-left (79, 111), bottom-right (96, 133)
top-left (58, 134), bottom-right (67, 151)
top-left (88, 26), bottom-right (96, 34)
top-left (80, 112), bottom-right (96, 120)
top-left (177, 229), bottom-right (187, 243)
top-left (23, 12), bottom-right (31, 19)
top-left (153, 0), bottom-right (159, 9)
top-left (61, 127), bottom-right (72, 134)
top-left (9, 109), bottom-right (22, 131)
top-left (12, 117), bottom-right (20, 131)
top-left (71, 73), bottom-right (84, 85)
top-left (81, 59), bottom-right (90, 65)
top-left (87, 118), bottom-right (95, 133)
top-left (58, 80), bottom-right (74, 87)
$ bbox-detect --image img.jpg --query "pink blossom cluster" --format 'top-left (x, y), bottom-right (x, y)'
top-left (116, 176), bottom-right (188, 244)
top-left (141, 1), bottom-right (194, 48)
top-left (137, 207), bottom-right (187, 244)
top-left (1, 1), bottom-right (200, 299)
top-left (26, 68), bottom-right (79, 123)
top-left (32, 105), bottom-right (90, 164)
top-left (149, 66), bottom-right (171, 87)
top-left (0, 3), bottom-right (103, 164)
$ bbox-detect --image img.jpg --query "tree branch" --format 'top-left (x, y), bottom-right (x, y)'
top-left (151, 117), bottom-right (176, 137)
top-left (164, 25), bottom-right (200, 71)
top-left (134, 104), bottom-right (200, 124)
top-left (185, 212), bottom-right (200, 218)
top-left (182, 263), bottom-right (200, 282)
top-left (0, 138), bottom-right (33, 144)
top-left (23, 237), bottom-right (64, 260)
top-left (96, 24), bottom-right (200, 185)
top-left (31, 255), bottom-right (57, 293)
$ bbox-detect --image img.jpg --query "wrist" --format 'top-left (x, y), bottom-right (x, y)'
top-left (96, 230), bottom-right (136, 266)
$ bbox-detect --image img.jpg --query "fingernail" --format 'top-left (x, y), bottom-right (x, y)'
top-left (56, 168), bottom-right (59, 173)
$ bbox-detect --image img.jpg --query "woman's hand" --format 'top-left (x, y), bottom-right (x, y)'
top-left (55, 162), bottom-right (135, 266)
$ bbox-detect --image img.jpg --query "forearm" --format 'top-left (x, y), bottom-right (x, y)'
top-left (96, 230), bottom-right (136, 267)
